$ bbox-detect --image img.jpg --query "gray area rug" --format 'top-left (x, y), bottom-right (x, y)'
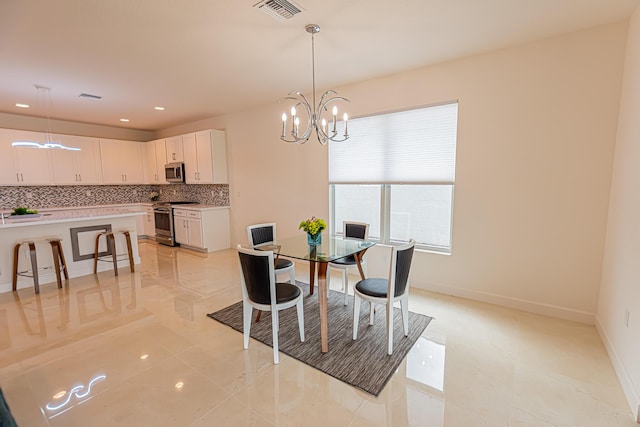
top-left (207, 282), bottom-right (432, 396)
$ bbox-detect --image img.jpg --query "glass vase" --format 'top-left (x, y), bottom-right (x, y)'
top-left (307, 232), bottom-right (322, 246)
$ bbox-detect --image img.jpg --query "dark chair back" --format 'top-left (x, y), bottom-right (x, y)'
top-left (238, 249), bottom-right (273, 305)
top-left (345, 222), bottom-right (368, 240)
top-left (248, 223), bottom-right (275, 247)
top-left (392, 241), bottom-right (415, 297)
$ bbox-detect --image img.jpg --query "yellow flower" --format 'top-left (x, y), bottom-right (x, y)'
top-left (298, 217), bottom-right (327, 236)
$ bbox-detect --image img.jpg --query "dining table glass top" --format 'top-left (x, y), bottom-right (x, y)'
top-left (256, 235), bottom-right (376, 263)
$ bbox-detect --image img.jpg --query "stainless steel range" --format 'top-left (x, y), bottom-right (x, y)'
top-left (153, 201), bottom-right (197, 246)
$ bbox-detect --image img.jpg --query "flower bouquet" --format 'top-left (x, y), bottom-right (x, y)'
top-left (150, 191), bottom-right (159, 201)
top-left (298, 216), bottom-right (326, 245)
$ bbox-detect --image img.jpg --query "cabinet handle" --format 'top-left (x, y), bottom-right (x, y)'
top-left (20, 173), bottom-right (24, 182)
top-left (16, 173), bottom-right (19, 182)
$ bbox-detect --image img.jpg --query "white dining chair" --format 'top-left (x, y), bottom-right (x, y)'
top-left (352, 239), bottom-right (415, 355)
top-left (328, 221), bottom-right (369, 305)
top-left (237, 245), bottom-right (305, 364)
top-left (247, 223), bottom-right (296, 284)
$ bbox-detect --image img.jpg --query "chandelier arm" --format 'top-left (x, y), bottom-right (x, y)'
top-left (281, 95), bottom-right (313, 144)
top-left (317, 89), bottom-right (338, 107)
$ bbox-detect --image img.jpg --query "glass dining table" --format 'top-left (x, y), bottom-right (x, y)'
top-left (256, 234), bottom-right (376, 353)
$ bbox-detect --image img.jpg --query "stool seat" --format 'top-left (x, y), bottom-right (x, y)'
top-left (12, 237), bottom-right (68, 294)
top-left (94, 230), bottom-right (135, 276)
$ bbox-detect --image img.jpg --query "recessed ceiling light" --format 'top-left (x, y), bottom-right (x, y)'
top-left (154, 106), bottom-right (165, 111)
top-left (120, 118), bottom-right (130, 122)
top-left (16, 103), bottom-right (29, 108)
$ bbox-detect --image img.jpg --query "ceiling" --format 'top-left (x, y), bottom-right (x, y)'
top-left (0, 0), bottom-right (637, 132)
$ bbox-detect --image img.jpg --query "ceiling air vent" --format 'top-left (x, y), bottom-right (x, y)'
top-left (79, 93), bottom-right (102, 100)
top-left (253, 0), bottom-right (304, 21)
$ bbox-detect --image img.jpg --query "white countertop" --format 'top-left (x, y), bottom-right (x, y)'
top-left (171, 204), bottom-right (229, 211)
top-left (0, 207), bottom-right (144, 229)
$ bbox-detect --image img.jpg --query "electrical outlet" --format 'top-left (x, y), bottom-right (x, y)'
top-left (173, 190), bottom-right (176, 195)
top-left (26, 192), bottom-right (32, 199)
top-left (133, 189), bottom-right (137, 196)
top-left (211, 190), bottom-right (215, 197)
top-left (86, 190), bottom-right (91, 196)
top-left (624, 309), bottom-right (630, 328)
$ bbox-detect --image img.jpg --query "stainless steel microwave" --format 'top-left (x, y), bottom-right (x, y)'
top-left (165, 162), bottom-right (185, 183)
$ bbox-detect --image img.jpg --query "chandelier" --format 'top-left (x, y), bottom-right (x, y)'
top-left (280, 24), bottom-right (350, 145)
top-left (12, 85), bottom-right (80, 151)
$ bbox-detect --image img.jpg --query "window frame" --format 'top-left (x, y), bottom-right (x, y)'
top-left (329, 183), bottom-right (455, 254)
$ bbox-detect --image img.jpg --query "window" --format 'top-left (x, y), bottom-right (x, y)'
top-left (329, 102), bottom-right (458, 253)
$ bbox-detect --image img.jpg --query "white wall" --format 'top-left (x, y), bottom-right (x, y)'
top-left (161, 21), bottom-right (627, 323)
top-left (598, 6), bottom-right (640, 423)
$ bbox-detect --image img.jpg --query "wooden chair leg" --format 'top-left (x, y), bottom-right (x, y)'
top-left (123, 231), bottom-right (135, 273)
top-left (12, 243), bottom-right (21, 292)
top-left (107, 233), bottom-right (118, 276)
top-left (50, 240), bottom-right (63, 289)
top-left (57, 240), bottom-right (69, 279)
top-left (28, 242), bottom-right (40, 294)
top-left (93, 233), bottom-right (102, 274)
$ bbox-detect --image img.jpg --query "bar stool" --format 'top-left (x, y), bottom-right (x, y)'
top-left (12, 237), bottom-right (69, 294)
top-left (93, 229), bottom-right (135, 276)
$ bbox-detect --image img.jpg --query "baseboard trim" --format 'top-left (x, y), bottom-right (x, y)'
top-left (413, 281), bottom-right (595, 324)
top-left (595, 317), bottom-right (640, 424)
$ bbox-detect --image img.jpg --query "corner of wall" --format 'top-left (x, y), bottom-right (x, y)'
top-left (595, 315), bottom-right (640, 423)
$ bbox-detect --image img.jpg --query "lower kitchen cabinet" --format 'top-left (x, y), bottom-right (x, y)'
top-left (143, 205), bottom-right (156, 238)
top-left (173, 207), bottom-right (229, 252)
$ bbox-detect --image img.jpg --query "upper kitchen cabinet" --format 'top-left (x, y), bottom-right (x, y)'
top-left (50, 135), bottom-right (103, 185)
top-left (146, 139), bottom-right (168, 184)
top-left (183, 129), bottom-right (228, 184)
top-left (165, 135), bottom-right (184, 162)
top-left (0, 129), bottom-right (53, 185)
top-left (99, 139), bottom-right (145, 184)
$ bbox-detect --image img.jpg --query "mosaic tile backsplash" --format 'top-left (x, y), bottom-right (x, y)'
top-left (0, 184), bottom-right (229, 210)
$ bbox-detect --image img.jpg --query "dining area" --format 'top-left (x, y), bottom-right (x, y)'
top-left (207, 219), bottom-right (429, 397)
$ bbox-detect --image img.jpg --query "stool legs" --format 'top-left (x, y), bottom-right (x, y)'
top-left (13, 239), bottom-right (68, 294)
top-left (93, 233), bottom-right (102, 274)
top-left (123, 231), bottom-right (135, 273)
top-left (12, 243), bottom-right (20, 292)
top-left (108, 233), bottom-right (118, 276)
top-left (94, 231), bottom-right (134, 276)
top-left (28, 242), bottom-right (40, 294)
top-left (49, 239), bottom-right (68, 289)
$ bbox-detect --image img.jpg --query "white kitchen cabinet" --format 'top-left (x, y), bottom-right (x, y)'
top-left (50, 135), bottom-right (102, 184)
top-left (173, 207), bottom-right (229, 252)
top-left (173, 209), bottom-right (189, 245)
top-left (99, 139), bottom-right (145, 184)
top-left (143, 205), bottom-right (156, 238)
top-left (146, 139), bottom-right (167, 184)
top-left (183, 129), bottom-right (227, 184)
top-left (0, 130), bottom-right (54, 185)
top-left (165, 135), bottom-right (184, 162)
top-left (0, 129), bottom-right (18, 184)
top-left (173, 208), bottom-right (203, 248)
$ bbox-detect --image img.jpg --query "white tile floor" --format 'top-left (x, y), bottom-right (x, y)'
top-left (0, 241), bottom-right (636, 426)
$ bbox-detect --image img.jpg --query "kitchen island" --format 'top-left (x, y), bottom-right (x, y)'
top-left (0, 208), bottom-right (145, 293)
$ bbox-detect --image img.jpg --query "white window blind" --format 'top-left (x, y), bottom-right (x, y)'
top-left (329, 102), bottom-right (458, 184)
